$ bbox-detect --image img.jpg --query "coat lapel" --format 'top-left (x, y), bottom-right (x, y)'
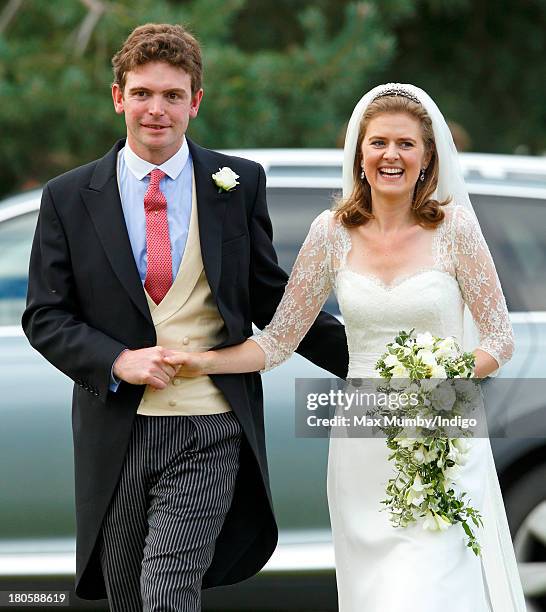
top-left (187, 138), bottom-right (228, 299)
top-left (80, 140), bottom-right (152, 325)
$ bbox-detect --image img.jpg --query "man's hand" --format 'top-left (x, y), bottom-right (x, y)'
top-left (113, 347), bottom-right (180, 389)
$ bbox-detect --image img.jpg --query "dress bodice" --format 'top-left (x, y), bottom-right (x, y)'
top-left (251, 206), bottom-right (514, 375)
top-left (336, 268), bottom-right (464, 377)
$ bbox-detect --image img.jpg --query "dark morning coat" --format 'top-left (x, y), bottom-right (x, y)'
top-left (22, 138), bottom-right (349, 599)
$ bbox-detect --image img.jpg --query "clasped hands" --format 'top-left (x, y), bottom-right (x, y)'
top-left (113, 346), bottom-right (208, 389)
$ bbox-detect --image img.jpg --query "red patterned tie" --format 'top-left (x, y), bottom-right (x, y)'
top-left (144, 169), bottom-right (172, 304)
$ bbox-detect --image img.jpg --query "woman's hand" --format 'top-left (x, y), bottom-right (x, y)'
top-left (164, 350), bottom-right (211, 378)
top-left (164, 340), bottom-right (265, 376)
top-left (473, 348), bottom-right (500, 378)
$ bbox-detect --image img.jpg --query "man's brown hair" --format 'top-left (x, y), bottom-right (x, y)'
top-left (112, 23), bottom-right (203, 94)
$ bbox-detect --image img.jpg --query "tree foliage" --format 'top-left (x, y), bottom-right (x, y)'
top-left (0, 0), bottom-right (544, 197)
top-left (0, 0), bottom-right (397, 195)
top-left (378, 0), bottom-right (546, 155)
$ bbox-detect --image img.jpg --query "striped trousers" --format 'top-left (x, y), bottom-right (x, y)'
top-left (99, 412), bottom-right (241, 612)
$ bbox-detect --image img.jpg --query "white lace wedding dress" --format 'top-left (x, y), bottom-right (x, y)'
top-left (252, 205), bottom-right (526, 612)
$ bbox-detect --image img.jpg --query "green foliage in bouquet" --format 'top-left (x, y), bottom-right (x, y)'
top-left (374, 329), bottom-right (483, 556)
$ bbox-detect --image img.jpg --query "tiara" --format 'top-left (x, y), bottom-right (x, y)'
top-left (372, 84), bottom-right (421, 105)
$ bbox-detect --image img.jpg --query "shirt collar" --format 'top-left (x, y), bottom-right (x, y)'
top-left (123, 137), bottom-right (189, 181)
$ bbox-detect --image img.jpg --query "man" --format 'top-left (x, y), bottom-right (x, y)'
top-left (22, 23), bottom-right (348, 611)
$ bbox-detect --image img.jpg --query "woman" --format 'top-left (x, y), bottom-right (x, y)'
top-left (167, 84), bottom-right (526, 611)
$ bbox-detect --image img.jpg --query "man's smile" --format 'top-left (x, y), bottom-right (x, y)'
top-left (141, 123), bottom-right (170, 131)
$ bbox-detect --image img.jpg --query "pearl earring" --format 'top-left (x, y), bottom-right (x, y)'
top-left (419, 168), bottom-right (426, 182)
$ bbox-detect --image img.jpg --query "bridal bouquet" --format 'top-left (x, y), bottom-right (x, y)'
top-left (374, 329), bottom-right (483, 556)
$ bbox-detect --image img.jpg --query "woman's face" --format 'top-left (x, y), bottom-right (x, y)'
top-left (360, 112), bottom-right (431, 204)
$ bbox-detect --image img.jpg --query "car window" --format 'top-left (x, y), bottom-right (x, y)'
top-left (267, 187), bottom-right (546, 314)
top-left (1, 188), bottom-right (544, 330)
top-left (266, 187), bottom-right (342, 314)
top-left (0, 211), bottom-right (37, 326)
top-left (472, 195), bottom-right (546, 312)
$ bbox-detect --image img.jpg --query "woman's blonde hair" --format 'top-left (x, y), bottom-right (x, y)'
top-left (335, 95), bottom-right (450, 229)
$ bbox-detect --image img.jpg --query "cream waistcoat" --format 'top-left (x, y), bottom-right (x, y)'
top-left (137, 177), bottom-right (231, 416)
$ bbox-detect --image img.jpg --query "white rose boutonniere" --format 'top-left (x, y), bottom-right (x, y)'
top-left (212, 167), bottom-right (239, 192)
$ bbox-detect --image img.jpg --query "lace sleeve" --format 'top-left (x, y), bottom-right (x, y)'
top-left (250, 210), bottom-right (335, 371)
top-left (452, 206), bottom-right (515, 367)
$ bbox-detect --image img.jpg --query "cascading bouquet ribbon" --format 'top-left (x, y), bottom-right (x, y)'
top-left (374, 329), bottom-right (484, 555)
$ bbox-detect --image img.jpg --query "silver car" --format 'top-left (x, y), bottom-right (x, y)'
top-left (1, 151), bottom-right (546, 611)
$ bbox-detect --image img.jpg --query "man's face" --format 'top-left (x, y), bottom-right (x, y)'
top-left (112, 61), bottom-right (203, 164)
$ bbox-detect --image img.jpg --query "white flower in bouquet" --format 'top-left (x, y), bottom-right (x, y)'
top-left (430, 363), bottom-right (447, 379)
top-left (413, 445), bottom-right (427, 464)
top-left (423, 511), bottom-right (452, 532)
top-left (415, 331), bottom-right (435, 349)
top-left (420, 377), bottom-right (441, 392)
top-left (410, 474), bottom-right (427, 493)
top-left (395, 436), bottom-right (418, 449)
top-left (390, 365), bottom-right (410, 390)
top-left (447, 445), bottom-right (460, 462)
top-left (408, 491), bottom-right (426, 507)
top-left (436, 336), bottom-right (458, 359)
top-left (454, 450), bottom-right (469, 466)
top-left (451, 438), bottom-right (471, 466)
top-left (407, 382), bottom-right (420, 395)
top-left (384, 354), bottom-right (401, 368)
top-left (453, 438), bottom-right (471, 453)
top-left (430, 383), bottom-right (457, 412)
top-left (392, 363), bottom-right (409, 378)
top-left (444, 464), bottom-right (463, 481)
top-left (424, 446), bottom-right (439, 462)
top-left (417, 349), bottom-right (437, 367)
